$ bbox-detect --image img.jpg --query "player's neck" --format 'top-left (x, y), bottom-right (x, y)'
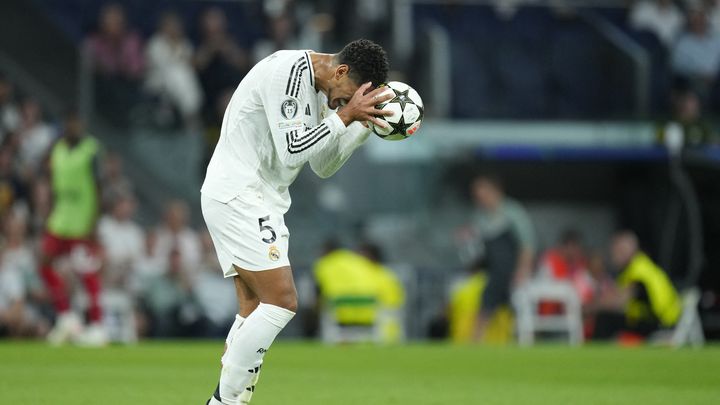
top-left (310, 52), bottom-right (336, 94)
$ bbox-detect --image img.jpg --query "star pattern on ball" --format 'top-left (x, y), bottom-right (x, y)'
top-left (391, 88), bottom-right (412, 110)
top-left (388, 114), bottom-right (413, 136)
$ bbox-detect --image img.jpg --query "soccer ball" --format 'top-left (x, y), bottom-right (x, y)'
top-left (369, 81), bottom-right (424, 141)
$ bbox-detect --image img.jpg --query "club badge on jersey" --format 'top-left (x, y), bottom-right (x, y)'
top-left (268, 245), bottom-right (281, 261)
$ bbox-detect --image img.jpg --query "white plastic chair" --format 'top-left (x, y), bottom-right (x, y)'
top-left (319, 296), bottom-right (381, 344)
top-left (512, 280), bottom-right (583, 346)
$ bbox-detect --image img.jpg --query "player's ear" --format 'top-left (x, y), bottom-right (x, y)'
top-left (335, 64), bottom-right (349, 80)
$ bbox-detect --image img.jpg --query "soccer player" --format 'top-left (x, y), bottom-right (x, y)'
top-left (41, 111), bottom-right (105, 345)
top-left (201, 39), bottom-right (393, 404)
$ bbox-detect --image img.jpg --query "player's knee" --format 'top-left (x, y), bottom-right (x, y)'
top-left (270, 288), bottom-right (297, 312)
top-left (277, 292), bottom-right (298, 312)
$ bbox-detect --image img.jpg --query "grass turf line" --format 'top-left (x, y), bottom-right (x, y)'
top-left (0, 341), bottom-right (718, 404)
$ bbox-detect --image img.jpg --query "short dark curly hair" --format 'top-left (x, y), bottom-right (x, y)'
top-left (335, 39), bottom-right (389, 87)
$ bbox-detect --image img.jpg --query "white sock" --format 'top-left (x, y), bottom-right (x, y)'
top-left (217, 303), bottom-right (295, 404)
top-left (222, 314), bottom-right (246, 366)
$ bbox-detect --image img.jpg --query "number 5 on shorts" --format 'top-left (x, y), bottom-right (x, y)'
top-left (258, 216), bottom-right (277, 244)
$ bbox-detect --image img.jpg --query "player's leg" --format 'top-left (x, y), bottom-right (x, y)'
top-left (41, 233), bottom-right (83, 344)
top-left (212, 265), bottom-right (296, 404)
top-left (68, 240), bottom-right (107, 346)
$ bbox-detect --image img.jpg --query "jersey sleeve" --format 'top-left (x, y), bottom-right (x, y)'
top-left (262, 55), bottom-right (348, 168)
top-left (309, 121), bottom-right (372, 178)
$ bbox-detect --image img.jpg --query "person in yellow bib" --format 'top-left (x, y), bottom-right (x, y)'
top-left (358, 243), bottom-right (406, 343)
top-left (314, 242), bottom-right (380, 327)
top-left (592, 231), bottom-right (681, 341)
top-left (39, 111), bottom-right (105, 345)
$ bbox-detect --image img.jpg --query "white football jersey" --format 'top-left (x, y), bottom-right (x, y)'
top-left (201, 50), bottom-right (369, 213)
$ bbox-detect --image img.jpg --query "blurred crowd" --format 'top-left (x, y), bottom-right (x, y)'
top-left (77, 0), bottom-right (720, 147)
top-left (0, 83), bottom-right (238, 342)
top-left (79, 0), bottom-right (391, 163)
top-left (630, 0), bottom-right (720, 145)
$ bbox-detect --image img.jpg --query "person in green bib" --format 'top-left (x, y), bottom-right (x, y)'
top-left (39, 111), bottom-right (105, 345)
top-left (592, 231), bottom-right (681, 340)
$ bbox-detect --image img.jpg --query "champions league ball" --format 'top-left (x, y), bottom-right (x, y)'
top-left (369, 81), bottom-right (424, 141)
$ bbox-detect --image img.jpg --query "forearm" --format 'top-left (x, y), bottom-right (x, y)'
top-left (277, 114), bottom-right (347, 167)
top-left (309, 122), bottom-right (371, 178)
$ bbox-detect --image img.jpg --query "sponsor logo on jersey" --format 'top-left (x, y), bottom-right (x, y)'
top-left (269, 245), bottom-right (281, 261)
top-left (278, 119), bottom-right (303, 130)
top-left (281, 99), bottom-right (298, 119)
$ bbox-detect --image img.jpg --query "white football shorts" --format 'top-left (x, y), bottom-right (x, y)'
top-left (201, 193), bottom-right (290, 277)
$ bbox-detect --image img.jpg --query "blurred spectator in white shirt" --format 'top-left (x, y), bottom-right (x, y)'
top-left (17, 98), bottom-right (55, 181)
top-left (672, 9), bottom-right (720, 94)
top-left (98, 192), bottom-right (144, 291)
top-left (0, 213), bottom-right (48, 337)
top-left (100, 152), bottom-right (133, 212)
top-left (0, 74), bottom-right (20, 142)
top-left (630, 0), bottom-right (683, 46)
top-left (145, 11), bottom-right (203, 127)
top-left (192, 229), bottom-right (236, 336)
top-left (154, 200), bottom-right (201, 274)
top-left (98, 193), bottom-right (144, 343)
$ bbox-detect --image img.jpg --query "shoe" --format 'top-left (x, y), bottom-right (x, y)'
top-left (47, 312), bottom-right (84, 346)
top-left (75, 323), bottom-right (108, 347)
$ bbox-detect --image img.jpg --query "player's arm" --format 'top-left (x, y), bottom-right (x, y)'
top-left (308, 121), bottom-right (371, 178)
top-left (265, 71), bottom-right (392, 167)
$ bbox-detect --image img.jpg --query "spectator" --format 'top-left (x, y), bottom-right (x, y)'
top-left (145, 11), bottom-right (203, 128)
top-left (469, 174), bottom-right (536, 341)
top-left (314, 241), bottom-right (380, 329)
top-left (358, 242), bottom-right (406, 343)
top-left (194, 7), bottom-right (249, 123)
top-left (536, 229), bottom-right (596, 312)
top-left (629, 0), bottom-right (683, 47)
top-left (0, 213), bottom-right (48, 338)
top-left (97, 192), bottom-right (143, 343)
top-left (0, 145), bottom-right (27, 219)
top-left (28, 176), bottom-right (51, 236)
top-left (135, 229), bottom-right (164, 281)
top-left (0, 74), bottom-right (20, 142)
top-left (141, 248), bottom-right (200, 337)
top-left (671, 9), bottom-right (720, 96)
top-left (202, 88), bottom-right (233, 171)
top-left (154, 200), bottom-right (201, 272)
top-left (192, 229), bottom-right (237, 337)
top-left (253, 12), bottom-right (299, 63)
top-left (0, 247), bottom-right (28, 337)
top-left (85, 3), bottom-right (145, 126)
top-left (16, 98), bottom-right (55, 181)
top-left (447, 259), bottom-right (513, 344)
top-left (591, 231), bottom-right (682, 341)
top-left (100, 152), bottom-right (133, 212)
top-left (41, 111), bottom-right (105, 346)
top-left (98, 192), bottom-right (144, 290)
top-left (658, 89), bottom-right (717, 147)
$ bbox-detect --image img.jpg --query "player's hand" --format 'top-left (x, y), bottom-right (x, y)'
top-left (337, 82), bottom-right (395, 128)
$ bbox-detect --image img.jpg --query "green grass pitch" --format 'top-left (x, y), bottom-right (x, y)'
top-left (1, 341), bottom-right (718, 404)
